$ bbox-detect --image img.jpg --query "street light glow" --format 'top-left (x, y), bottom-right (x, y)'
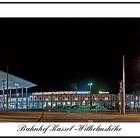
top-left (14, 83), bottom-right (20, 87)
top-left (88, 82), bottom-right (93, 86)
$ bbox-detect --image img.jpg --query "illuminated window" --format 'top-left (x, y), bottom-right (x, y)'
top-left (105, 97), bottom-right (108, 100)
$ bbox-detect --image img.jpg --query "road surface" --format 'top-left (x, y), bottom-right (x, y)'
top-left (0, 111), bottom-right (140, 122)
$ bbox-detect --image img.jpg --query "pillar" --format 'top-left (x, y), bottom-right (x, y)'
top-left (61, 94), bottom-right (62, 106)
top-left (33, 93), bottom-right (35, 109)
top-left (2, 80), bottom-right (6, 110)
top-left (16, 86), bottom-right (18, 110)
top-left (22, 88), bottom-right (24, 109)
top-left (71, 94), bottom-right (72, 107)
top-left (51, 94), bottom-right (53, 107)
top-left (26, 88), bottom-right (28, 109)
top-left (42, 92), bottom-right (43, 109)
top-left (10, 89), bottom-right (11, 109)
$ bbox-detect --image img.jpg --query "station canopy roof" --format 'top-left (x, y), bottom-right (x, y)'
top-left (0, 71), bottom-right (37, 90)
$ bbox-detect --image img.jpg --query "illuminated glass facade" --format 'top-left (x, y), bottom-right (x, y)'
top-left (0, 91), bottom-right (139, 111)
top-left (0, 70), bottom-right (140, 111)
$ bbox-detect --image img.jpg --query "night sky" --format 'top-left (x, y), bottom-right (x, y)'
top-left (0, 18), bottom-right (140, 93)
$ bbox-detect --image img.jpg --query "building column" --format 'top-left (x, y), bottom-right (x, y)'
top-left (100, 94), bottom-right (102, 109)
top-left (2, 80), bottom-right (6, 110)
top-left (138, 95), bottom-right (140, 109)
top-left (110, 94), bottom-right (112, 108)
top-left (21, 88), bottom-right (24, 109)
top-left (61, 94), bottom-right (62, 106)
top-left (9, 89), bottom-right (11, 109)
top-left (42, 92), bottom-right (43, 109)
top-left (26, 88), bottom-right (28, 109)
top-left (51, 94), bottom-right (53, 107)
top-left (16, 86), bottom-right (18, 110)
top-left (70, 94), bottom-right (72, 106)
top-left (134, 91), bottom-right (136, 109)
top-left (33, 93), bottom-right (35, 109)
top-left (80, 94), bottom-right (82, 106)
top-left (56, 95), bottom-right (57, 106)
top-left (37, 96), bottom-right (38, 109)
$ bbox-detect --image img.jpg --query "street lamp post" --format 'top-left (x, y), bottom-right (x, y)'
top-left (88, 82), bottom-right (93, 110)
top-left (122, 55), bottom-right (125, 115)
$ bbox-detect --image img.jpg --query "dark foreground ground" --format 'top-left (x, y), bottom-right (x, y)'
top-left (0, 111), bottom-right (140, 122)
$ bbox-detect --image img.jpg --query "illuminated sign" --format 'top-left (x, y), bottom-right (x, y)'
top-left (99, 91), bottom-right (109, 94)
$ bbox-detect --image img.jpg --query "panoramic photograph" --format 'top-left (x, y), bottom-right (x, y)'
top-left (0, 18), bottom-right (140, 122)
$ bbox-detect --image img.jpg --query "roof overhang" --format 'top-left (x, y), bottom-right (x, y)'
top-left (0, 71), bottom-right (37, 90)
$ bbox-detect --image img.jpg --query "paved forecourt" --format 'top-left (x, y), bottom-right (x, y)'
top-left (0, 112), bottom-right (140, 122)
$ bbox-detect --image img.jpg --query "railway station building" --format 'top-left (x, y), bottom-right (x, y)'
top-left (0, 71), bottom-right (140, 111)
